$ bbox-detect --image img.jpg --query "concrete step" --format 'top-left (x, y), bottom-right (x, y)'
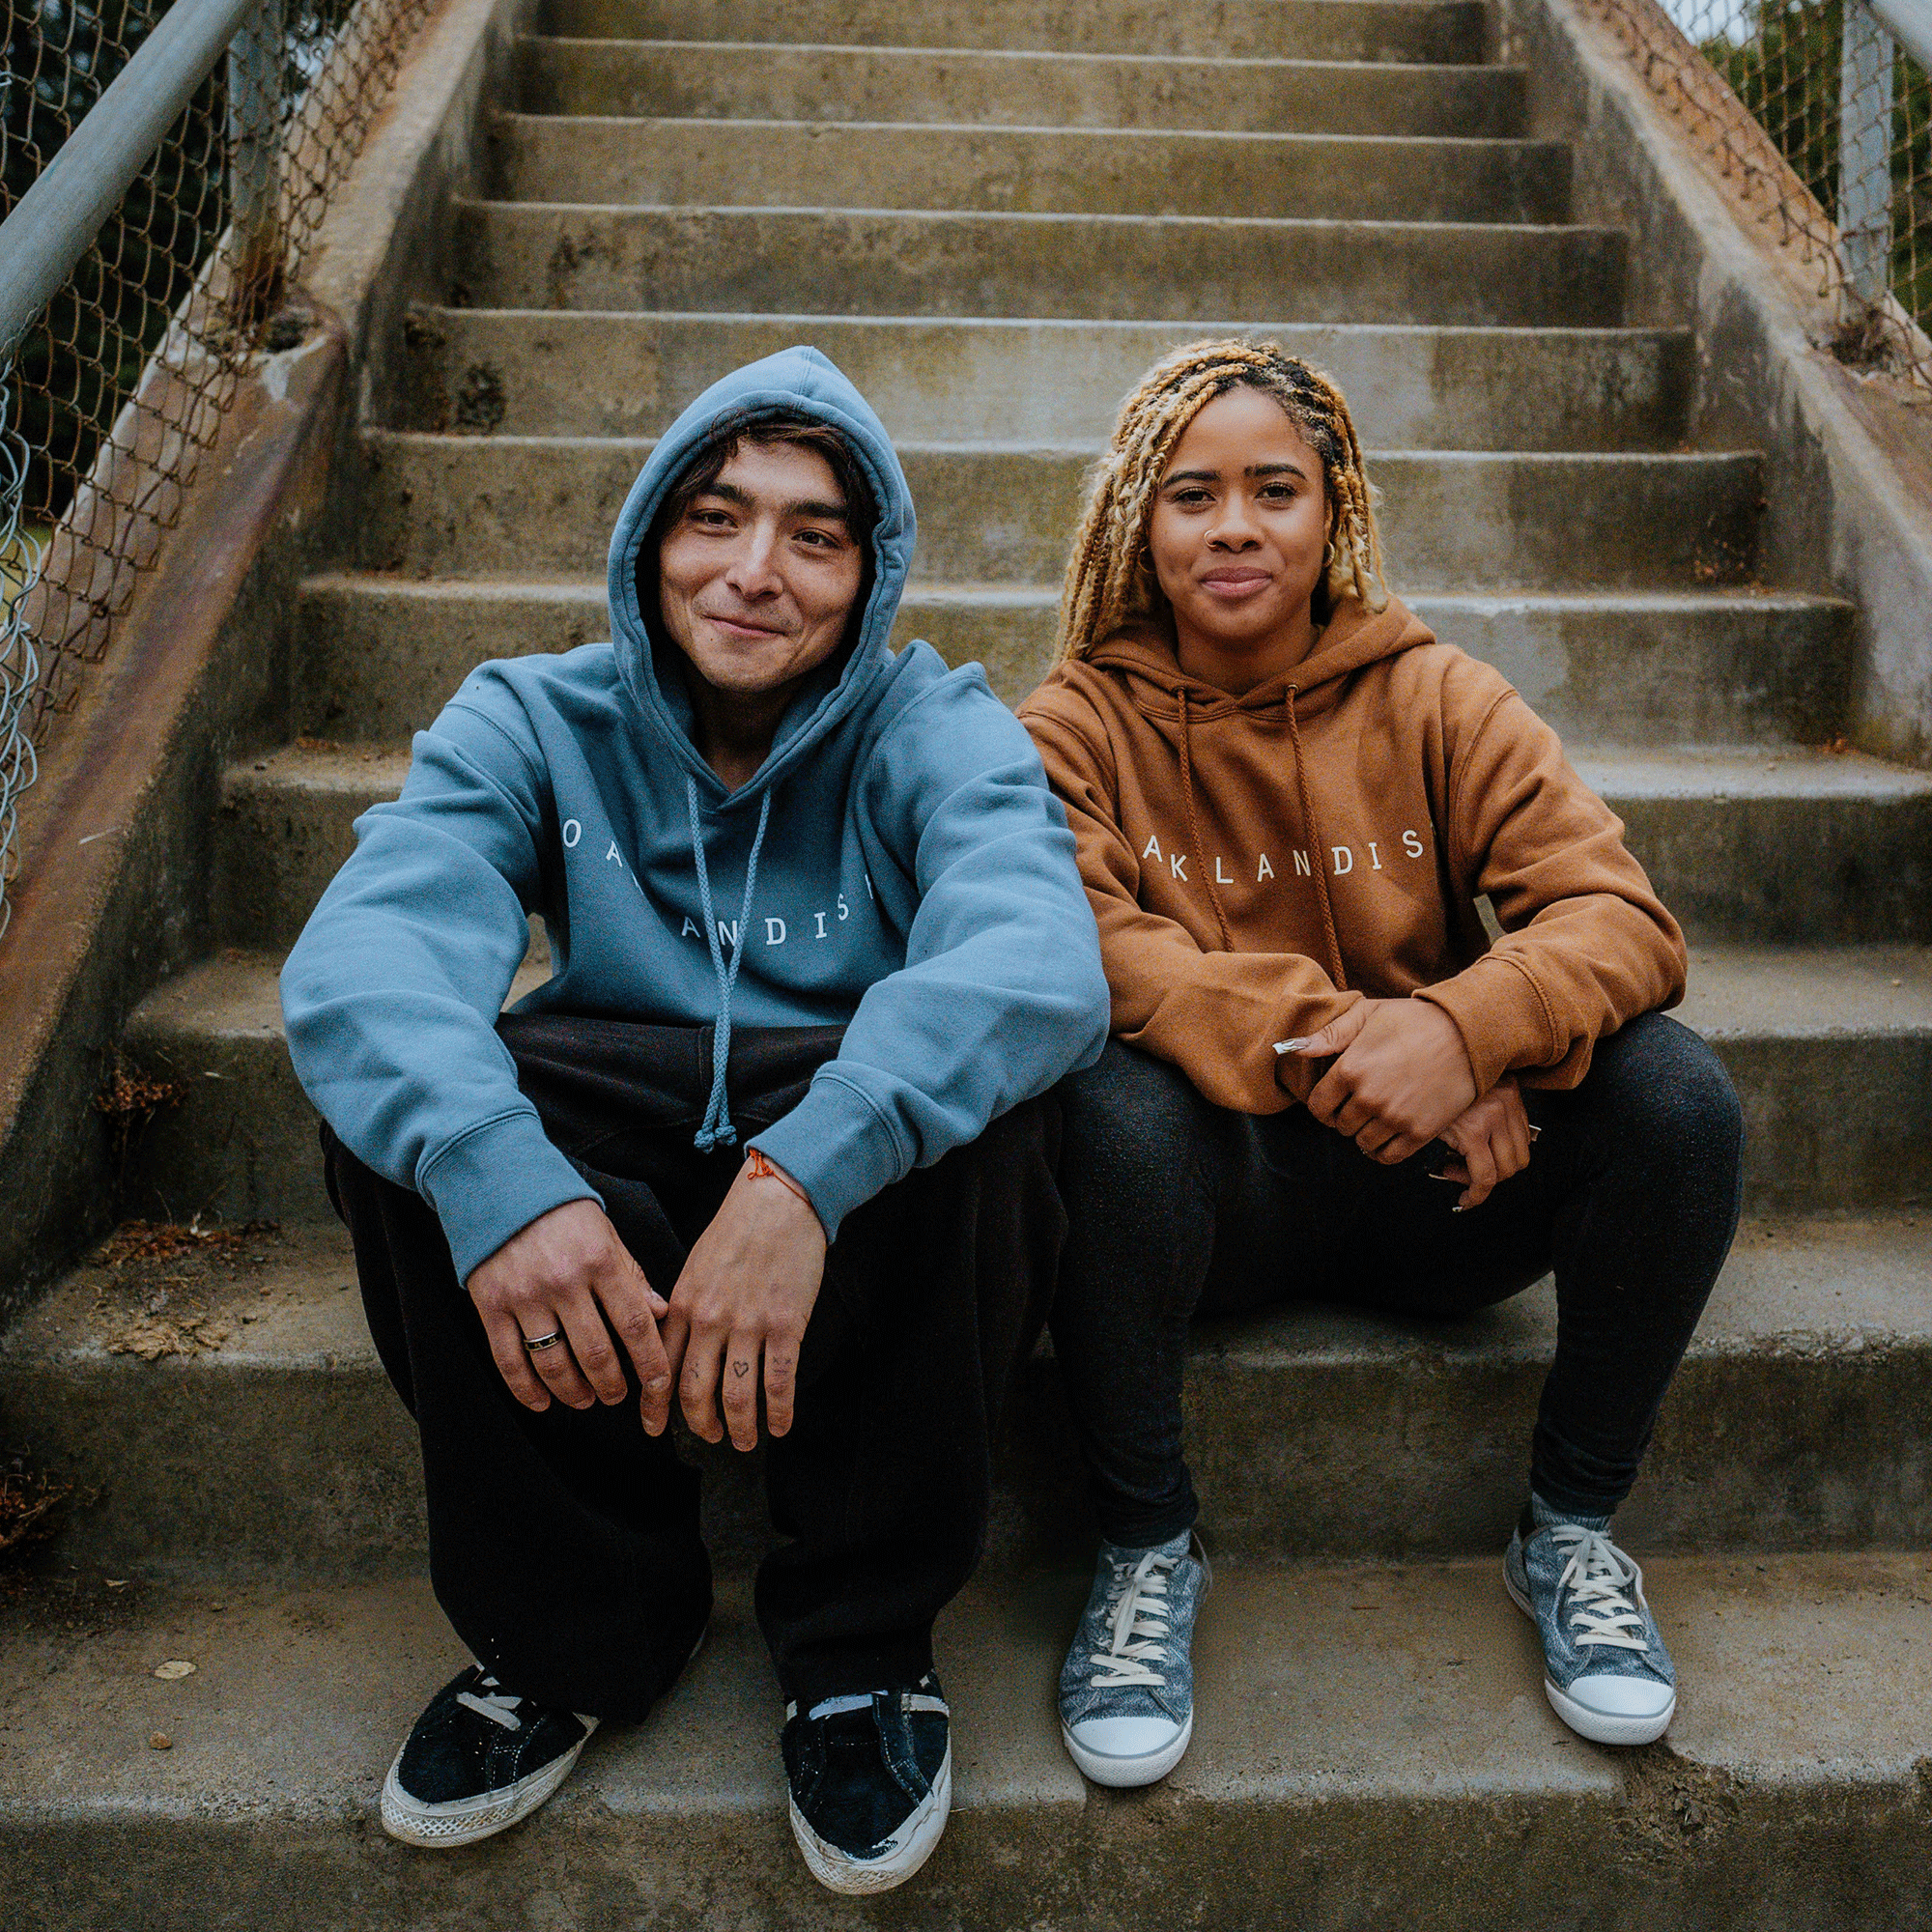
top-left (512, 39), bottom-right (1529, 138)
top-left (210, 741), bottom-right (1930, 952)
top-left (537, 0), bottom-right (1493, 65)
top-left (489, 116), bottom-right (1574, 224)
top-left (295, 576), bottom-right (1855, 747)
top-left (451, 202), bottom-right (1625, 327)
top-left (114, 945), bottom-right (1932, 1230)
top-left (4, 1214), bottom-right (1929, 1577)
top-left (396, 310), bottom-right (1690, 452)
top-left (3, 1560), bottom-right (1930, 1932)
top-left (352, 435), bottom-right (1752, 590)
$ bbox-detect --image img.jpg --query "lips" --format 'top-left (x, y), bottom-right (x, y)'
top-left (1199, 569), bottom-right (1272, 593)
top-left (702, 609), bottom-right (788, 640)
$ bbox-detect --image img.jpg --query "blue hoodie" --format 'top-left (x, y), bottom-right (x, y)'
top-left (281, 348), bottom-right (1109, 1281)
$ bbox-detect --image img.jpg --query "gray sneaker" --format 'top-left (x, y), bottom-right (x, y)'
top-left (1504, 1501), bottom-right (1677, 1746)
top-left (1058, 1530), bottom-right (1208, 1787)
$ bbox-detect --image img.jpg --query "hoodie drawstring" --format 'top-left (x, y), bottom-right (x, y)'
top-left (1284, 687), bottom-right (1348, 990)
top-left (1177, 688), bottom-right (1235, 952)
top-left (685, 775), bottom-right (773, 1152)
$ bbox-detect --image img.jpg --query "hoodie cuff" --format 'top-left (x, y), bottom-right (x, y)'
top-left (749, 1075), bottom-right (908, 1244)
top-left (1414, 954), bottom-right (1555, 1094)
top-left (417, 1109), bottom-right (603, 1285)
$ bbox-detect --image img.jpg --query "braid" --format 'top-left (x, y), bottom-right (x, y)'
top-left (1055, 338), bottom-right (1388, 662)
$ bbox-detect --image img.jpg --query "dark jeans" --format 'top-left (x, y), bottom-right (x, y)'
top-left (323, 1015), bottom-right (1063, 1720)
top-left (1050, 1012), bottom-right (1745, 1546)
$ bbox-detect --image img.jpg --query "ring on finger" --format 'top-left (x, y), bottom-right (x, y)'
top-left (524, 1329), bottom-right (565, 1354)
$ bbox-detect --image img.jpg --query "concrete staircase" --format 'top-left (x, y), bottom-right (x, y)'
top-left (4, 0), bottom-right (1930, 1922)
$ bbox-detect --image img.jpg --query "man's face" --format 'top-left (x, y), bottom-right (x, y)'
top-left (656, 440), bottom-right (867, 702)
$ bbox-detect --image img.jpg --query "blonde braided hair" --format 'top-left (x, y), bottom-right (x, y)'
top-left (1056, 338), bottom-right (1387, 662)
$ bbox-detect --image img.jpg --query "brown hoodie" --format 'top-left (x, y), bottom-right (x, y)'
top-left (1018, 596), bottom-right (1686, 1114)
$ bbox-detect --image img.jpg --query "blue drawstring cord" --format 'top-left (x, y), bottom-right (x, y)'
top-left (686, 775), bottom-right (773, 1152)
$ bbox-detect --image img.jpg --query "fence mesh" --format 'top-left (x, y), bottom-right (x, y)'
top-left (1583, 0), bottom-right (1932, 381)
top-left (0, 0), bottom-right (433, 933)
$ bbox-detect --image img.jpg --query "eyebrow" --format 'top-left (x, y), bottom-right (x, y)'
top-left (1163, 460), bottom-right (1311, 485)
top-left (694, 481), bottom-right (851, 526)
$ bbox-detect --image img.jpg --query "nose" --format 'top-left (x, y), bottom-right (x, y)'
top-left (1206, 490), bottom-right (1262, 551)
top-left (723, 523), bottom-right (784, 601)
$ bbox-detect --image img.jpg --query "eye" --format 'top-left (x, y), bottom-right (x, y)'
top-left (794, 526), bottom-right (848, 551)
top-left (1169, 486), bottom-right (1213, 507)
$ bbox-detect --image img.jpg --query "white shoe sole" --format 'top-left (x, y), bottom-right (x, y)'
top-left (380, 1719), bottom-right (598, 1848)
top-left (788, 1741), bottom-right (952, 1894)
top-left (1504, 1564), bottom-right (1675, 1747)
top-left (1061, 1709), bottom-right (1194, 1789)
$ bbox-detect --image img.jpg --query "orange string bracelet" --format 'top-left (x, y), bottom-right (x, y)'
top-left (746, 1148), bottom-right (815, 1213)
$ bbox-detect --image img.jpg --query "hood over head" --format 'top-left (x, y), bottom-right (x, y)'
top-left (605, 345), bottom-right (919, 803)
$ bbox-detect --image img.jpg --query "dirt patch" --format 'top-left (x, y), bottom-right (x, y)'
top-left (81, 1217), bottom-right (285, 1360)
top-left (1615, 1743), bottom-right (1744, 1852)
top-left (0, 1456), bottom-right (73, 1563)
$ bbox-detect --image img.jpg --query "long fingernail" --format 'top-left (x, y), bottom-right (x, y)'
top-left (1428, 1171), bottom-right (1461, 1183)
top-left (1451, 1204), bottom-right (1469, 1214)
top-left (1273, 1037), bottom-right (1310, 1055)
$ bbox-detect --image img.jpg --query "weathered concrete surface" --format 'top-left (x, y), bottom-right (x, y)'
top-left (353, 433), bottom-right (1758, 589)
top-left (396, 310), bottom-right (1693, 451)
top-left (491, 116), bottom-right (1574, 224)
top-left (106, 946), bottom-right (1932, 1233)
top-left (452, 201), bottom-right (1626, 327)
top-left (1504, 0), bottom-right (1932, 767)
top-left (539, 0), bottom-right (1492, 64)
top-left (295, 574), bottom-right (1856, 743)
top-left (4, 1216), bottom-right (1927, 1575)
top-left (514, 38), bottom-right (1530, 137)
top-left (2, 1557), bottom-right (1928, 1930)
top-left (0, 330), bottom-right (348, 1318)
top-left (211, 742), bottom-right (1931, 952)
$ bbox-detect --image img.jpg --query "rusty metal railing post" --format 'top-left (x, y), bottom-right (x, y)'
top-left (227, 0), bottom-right (287, 327)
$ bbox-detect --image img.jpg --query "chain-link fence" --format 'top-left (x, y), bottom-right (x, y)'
top-left (0, 0), bottom-right (434, 935)
top-left (1583, 0), bottom-right (1932, 380)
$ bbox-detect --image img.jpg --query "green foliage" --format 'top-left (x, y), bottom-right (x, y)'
top-left (1703, 0), bottom-right (1932, 330)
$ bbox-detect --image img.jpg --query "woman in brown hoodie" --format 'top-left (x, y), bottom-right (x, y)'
top-left (1019, 340), bottom-right (1743, 1788)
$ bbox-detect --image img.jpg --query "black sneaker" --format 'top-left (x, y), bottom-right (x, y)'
top-left (380, 1664), bottom-right (596, 1847)
top-left (781, 1673), bottom-right (952, 1893)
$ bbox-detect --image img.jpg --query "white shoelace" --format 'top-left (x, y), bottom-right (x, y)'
top-left (456, 1673), bottom-right (526, 1731)
top-left (1549, 1525), bottom-right (1652, 1653)
top-left (1087, 1548), bottom-right (1182, 1690)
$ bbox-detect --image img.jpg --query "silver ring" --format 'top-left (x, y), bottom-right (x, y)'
top-left (523, 1330), bottom-right (565, 1354)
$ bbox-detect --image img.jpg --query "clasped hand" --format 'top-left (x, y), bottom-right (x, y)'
top-left (1282, 998), bottom-right (1532, 1208)
top-left (466, 1160), bottom-right (827, 1451)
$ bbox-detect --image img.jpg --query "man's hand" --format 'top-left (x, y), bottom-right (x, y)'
top-left (661, 1157), bottom-right (828, 1452)
top-left (467, 1200), bottom-right (673, 1425)
top-left (1432, 1075), bottom-right (1533, 1209)
top-left (1285, 997), bottom-right (1480, 1163)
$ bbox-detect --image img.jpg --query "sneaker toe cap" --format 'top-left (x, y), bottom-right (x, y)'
top-left (1065, 1715), bottom-right (1184, 1763)
top-left (1566, 1673), bottom-right (1675, 1719)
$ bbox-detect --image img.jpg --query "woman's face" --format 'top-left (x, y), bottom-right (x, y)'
top-left (1146, 385), bottom-right (1331, 680)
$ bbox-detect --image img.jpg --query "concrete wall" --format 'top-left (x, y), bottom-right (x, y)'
top-left (1498, 0), bottom-right (1932, 765)
top-left (0, 0), bottom-right (527, 1311)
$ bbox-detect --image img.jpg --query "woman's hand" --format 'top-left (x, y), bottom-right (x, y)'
top-left (467, 1200), bottom-right (673, 1422)
top-left (660, 1157), bottom-right (829, 1452)
top-left (1285, 997), bottom-right (1479, 1162)
top-left (1433, 1075), bottom-right (1534, 1209)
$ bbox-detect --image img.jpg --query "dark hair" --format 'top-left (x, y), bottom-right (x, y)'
top-left (652, 405), bottom-right (881, 550)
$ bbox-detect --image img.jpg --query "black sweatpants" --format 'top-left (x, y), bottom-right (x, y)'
top-left (323, 1015), bottom-right (1063, 1720)
top-left (1050, 1011), bottom-right (1745, 1546)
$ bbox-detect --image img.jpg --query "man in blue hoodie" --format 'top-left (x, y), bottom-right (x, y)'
top-left (281, 349), bottom-right (1109, 1890)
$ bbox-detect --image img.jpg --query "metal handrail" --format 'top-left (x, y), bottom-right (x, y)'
top-left (0, 0), bottom-right (260, 357)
